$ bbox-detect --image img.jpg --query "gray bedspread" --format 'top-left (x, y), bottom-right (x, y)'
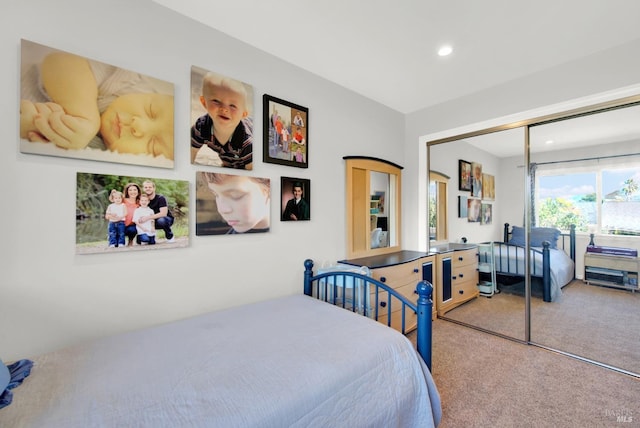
top-left (0, 294), bottom-right (441, 427)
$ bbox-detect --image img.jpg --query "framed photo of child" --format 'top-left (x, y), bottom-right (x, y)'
top-left (21, 39), bottom-right (175, 168)
top-left (195, 171), bottom-right (271, 235)
top-left (263, 94), bottom-right (308, 168)
top-left (76, 172), bottom-right (189, 254)
top-left (281, 177), bottom-right (311, 221)
top-left (190, 65), bottom-right (255, 170)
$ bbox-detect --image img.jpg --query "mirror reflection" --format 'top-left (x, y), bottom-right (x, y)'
top-left (429, 127), bottom-right (527, 341)
top-left (370, 171), bottom-right (390, 249)
top-left (528, 104), bottom-right (640, 375)
top-left (344, 156), bottom-right (402, 259)
top-left (427, 102), bottom-right (640, 376)
top-left (429, 171), bottom-right (448, 244)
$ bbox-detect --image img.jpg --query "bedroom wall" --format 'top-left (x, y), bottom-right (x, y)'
top-left (0, 0), bottom-right (405, 360)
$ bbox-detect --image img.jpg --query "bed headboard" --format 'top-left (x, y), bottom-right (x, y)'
top-left (503, 222), bottom-right (576, 263)
top-left (503, 222), bottom-right (511, 242)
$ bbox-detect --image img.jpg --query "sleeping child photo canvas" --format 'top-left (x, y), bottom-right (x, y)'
top-left (20, 39), bottom-right (175, 168)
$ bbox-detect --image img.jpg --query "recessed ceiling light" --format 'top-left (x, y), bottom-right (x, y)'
top-left (545, 140), bottom-right (554, 145)
top-left (438, 45), bottom-right (453, 56)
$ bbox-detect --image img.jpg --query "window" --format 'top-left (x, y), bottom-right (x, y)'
top-left (535, 163), bottom-right (640, 236)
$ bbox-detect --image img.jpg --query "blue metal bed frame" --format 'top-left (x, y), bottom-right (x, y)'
top-left (478, 223), bottom-right (576, 302)
top-left (303, 259), bottom-right (434, 370)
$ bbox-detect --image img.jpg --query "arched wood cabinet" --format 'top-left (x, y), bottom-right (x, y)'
top-left (344, 156), bottom-right (402, 259)
top-left (342, 156), bottom-right (438, 323)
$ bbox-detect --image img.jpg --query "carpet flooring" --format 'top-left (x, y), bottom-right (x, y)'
top-left (417, 319), bottom-right (640, 427)
top-left (441, 279), bottom-right (640, 375)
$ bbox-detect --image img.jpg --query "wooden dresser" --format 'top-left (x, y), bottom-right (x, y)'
top-left (339, 251), bottom-right (437, 333)
top-left (435, 247), bottom-right (479, 316)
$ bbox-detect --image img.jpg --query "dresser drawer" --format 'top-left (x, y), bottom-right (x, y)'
top-left (451, 263), bottom-right (478, 284)
top-left (371, 261), bottom-right (422, 285)
top-left (451, 248), bottom-right (477, 268)
top-left (452, 279), bottom-right (479, 303)
top-left (375, 301), bottom-right (418, 333)
top-left (371, 281), bottom-right (419, 306)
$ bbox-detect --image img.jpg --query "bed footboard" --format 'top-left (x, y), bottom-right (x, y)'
top-left (303, 259), bottom-right (434, 370)
top-left (489, 242), bottom-right (552, 301)
top-left (499, 223), bottom-right (576, 302)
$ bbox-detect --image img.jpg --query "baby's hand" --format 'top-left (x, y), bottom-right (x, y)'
top-left (32, 104), bottom-right (100, 150)
top-left (20, 100), bottom-right (50, 141)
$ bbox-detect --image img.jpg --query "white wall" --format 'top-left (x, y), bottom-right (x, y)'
top-left (0, 0), bottom-right (405, 360)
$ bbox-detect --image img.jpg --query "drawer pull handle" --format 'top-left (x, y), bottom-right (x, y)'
top-left (458, 256), bottom-right (464, 261)
top-left (459, 273), bottom-right (464, 278)
top-left (413, 268), bottom-right (419, 273)
top-left (380, 277), bottom-right (386, 283)
top-left (459, 290), bottom-right (464, 294)
top-left (380, 301), bottom-right (387, 308)
top-left (452, 276), bottom-right (457, 280)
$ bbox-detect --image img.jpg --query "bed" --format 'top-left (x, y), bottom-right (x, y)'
top-left (477, 223), bottom-right (576, 302)
top-left (0, 259), bottom-right (441, 428)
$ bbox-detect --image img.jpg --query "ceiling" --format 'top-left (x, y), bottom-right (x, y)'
top-left (461, 102), bottom-right (640, 158)
top-left (153, 0), bottom-right (640, 114)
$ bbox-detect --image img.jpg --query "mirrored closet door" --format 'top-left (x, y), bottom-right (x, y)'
top-left (428, 127), bottom-right (527, 341)
top-left (528, 103), bottom-right (640, 375)
top-left (428, 99), bottom-right (640, 377)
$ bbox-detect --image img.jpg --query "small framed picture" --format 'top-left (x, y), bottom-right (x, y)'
top-left (459, 160), bottom-right (472, 191)
top-left (482, 173), bottom-right (495, 200)
top-left (280, 177), bottom-right (311, 221)
top-left (468, 198), bottom-right (481, 223)
top-left (481, 203), bottom-right (493, 225)
top-left (471, 162), bottom-right (483, 198)
top-left (458, 195), bottom-right (468, 218)
top-left (263, 94), bottom-right (308, 168)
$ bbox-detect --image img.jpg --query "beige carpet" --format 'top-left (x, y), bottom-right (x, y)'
top-left (412, 319), bottom-right (640, 427)
top-left (441, 280), bottom-right (640, 374)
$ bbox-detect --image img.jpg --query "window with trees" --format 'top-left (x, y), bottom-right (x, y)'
top-left (535, 161), bottom-right (640, 236)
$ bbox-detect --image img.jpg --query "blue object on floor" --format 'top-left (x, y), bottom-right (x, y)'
top-left (0, 359), bottom-right (34, 410)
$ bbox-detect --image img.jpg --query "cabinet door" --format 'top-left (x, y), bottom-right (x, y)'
top-left (422, 260), bottom-right (433, 284)
top-left (441, 256), bottom-right (452, 302)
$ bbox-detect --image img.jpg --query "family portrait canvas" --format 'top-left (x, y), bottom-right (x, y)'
top-left (196, 171), bottom-right (271, 235)
top-left (281, 177), bottom-right (311, 221)
top-left (21, 39), bottom-right (175, 168)
top-left (76, 173), bottom-right (189, 254)
top-left (190, 65), bottom-right (254, 170)
top-left (263, 94), bottom-right (308, 168)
